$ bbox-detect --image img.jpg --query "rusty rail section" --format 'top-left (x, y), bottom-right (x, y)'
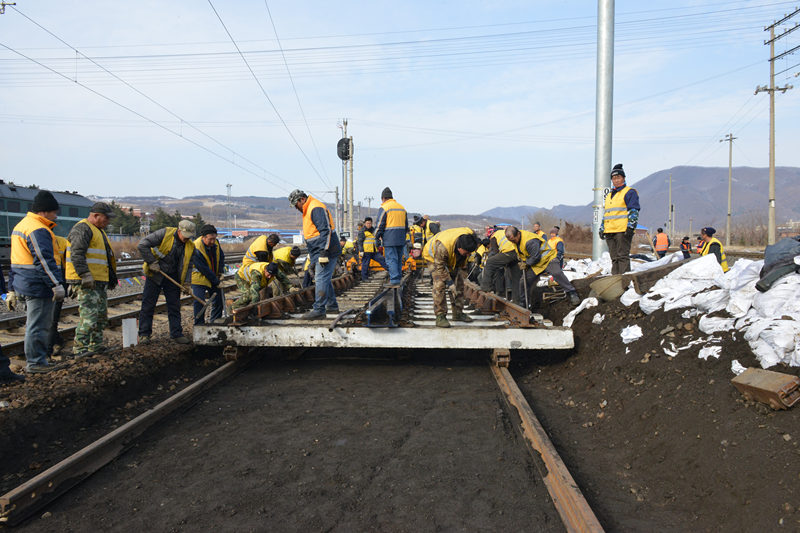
top-left (462, 280), bottom-right (534, 327)
top-left (232, 273), bottom-right (357, 324)
top-left (490, 349), bottom-right (604, 533)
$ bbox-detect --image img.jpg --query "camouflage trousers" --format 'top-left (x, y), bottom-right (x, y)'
top-left (431, 262), bottom-right (466, 317)
top-left (73, 286), bottom-right (108, 354)
top-left (232, 276), bottom-right (266, 310)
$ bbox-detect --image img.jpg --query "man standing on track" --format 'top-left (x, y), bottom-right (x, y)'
top-left (8, 190), bottom-right (66, 373)
top-left (65, 202), bottom-right (118, 357)
top-left (289, 190), bottom-right (341, 319)
top-left (599, 163), bottom-right (640, 275)
top-left (357, 217), bottom-right (387, 281)
top-left (191, 224), bottom-right (225, 325)
top-left (374, 187), bottom-right (408, 287)
top-left (137, 219), bottom-right (195, 344)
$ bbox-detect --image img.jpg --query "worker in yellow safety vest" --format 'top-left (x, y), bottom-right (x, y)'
top-left (599, 163), bottom-right (641, 275)
top-left (232, 261), bottom-right (279, 311)
top-left (190, 224), bottom-right (226, 325)
top-left (422, 227), bottom-right (479, 328)
top-left (480, 226), bottom-right (522, 303)
top-left (137, 219), bottom-right (196, 345)
top-left (699, 227), bottom-right (729, 272)
top-left (505, 226), bottom-right (580, 308)
top-left (357, 216), bottom-right (388, 281)
top-left (242, 233), bottom-right (280, 268)
top-left (547, 227), bottom-right (565, 268)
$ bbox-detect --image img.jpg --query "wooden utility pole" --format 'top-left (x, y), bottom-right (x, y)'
top-left (755, 9), bottom-right (798, 244)
top-left (720, 133), bottom-right (736, 247)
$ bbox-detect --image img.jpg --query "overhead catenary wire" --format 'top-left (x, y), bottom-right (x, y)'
top-left (0, 41), bottom-right (292, 194)
top-left (9, 6), bottom-right (297, 192)
top-left (206, 0), bottom-right (333, 191)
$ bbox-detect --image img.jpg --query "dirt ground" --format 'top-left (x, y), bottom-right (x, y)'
top-left (14, 356), bottom-right (564, 532)
top-left (519, 288), bottom-right (800, 532)
top-left (2, 271), bottom-right (800, 531)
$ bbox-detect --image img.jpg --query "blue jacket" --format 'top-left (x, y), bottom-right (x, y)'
top-left (306, 206), bottom-right (341, 261)
top-left (375, 199), bottom-right (409, 247)
top-left (9, 213), bottom-right (62, 298)
top-left (192, 242), bottom-right (225, 287)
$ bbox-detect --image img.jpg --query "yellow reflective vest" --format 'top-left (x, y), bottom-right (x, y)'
top-left (242, 235), bottom-right (273, 268)
top-left (65, 220), bottom-right (116, 282)
top-left (143, 227), bottom-right (194, 282)
top-left (517, 230), bottom-right (557, 275)
top-left (273, 246), bottom-right (298, 274)
top-left (491, 230), bottom-right (517, 254)
top-left (191, 236), bottom-right (221, 287)
top-left (55, 236), bottom-right (69, 271)
top-left (238, 261), bottom-right (270, 287)
top-left (603, 185), bottom-right (633, 234)
top-left (362, 229), bottom-right (377, 253)
top-left (422, 227), bottom-right (474, 271)
top-left (700, 237), bottom-right (729, 272)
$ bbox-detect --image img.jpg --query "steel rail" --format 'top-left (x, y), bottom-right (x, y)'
top-left (0, 354), bottom-right (254, 525)
top-left (489, 349), bottom-right (604, 533)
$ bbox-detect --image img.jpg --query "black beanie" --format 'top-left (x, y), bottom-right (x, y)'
top-left (200, 224), bottom-right (217, 236)
top-left (610, 163), bottom-right (625, 178)
top-left (381, 187), bottom-right (393, 199)
top-left (32, 190), bottom-right (59, 213)
top-left (266, 263), bottom-right (279, 276)
top-left (290, 246), bottom-right (301, 256)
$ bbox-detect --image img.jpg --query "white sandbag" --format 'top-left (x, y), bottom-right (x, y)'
top-left (630, 251), bottom-right (684, 273)
top-left (731, 360), bottom-right (747, 375)
top-left (562, 297), bottom-right (598, 328)
top-left (621, 324), bottom-right (643, 344)
top-left (698, 346), bottom-right (722, 360)
top-left (698, 315), bottom-right (735, 334)
top-left (692, 289), bottom-right (730, 314)
top-left (620, 285), bottom-right (641, 307)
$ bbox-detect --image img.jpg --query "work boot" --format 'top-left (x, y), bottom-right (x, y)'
top-left (435, 314), bottom-right (451, 328)
top-left (0, 371), bottom-right (25, 385)
top-left (451, 311), bottom-right (473, 322)
top-left (26, 363), bottom-right (64, 374)
top-left (138, 335), bottom-right (151, 345)
top-left (301, 309), bottom-right (326, 320)
top-left (173, 336), bottom-right (191, 345)
top-left (568, 291), bottom-right (581, 306)
top-left (326, 305), bottom-right (340, 314)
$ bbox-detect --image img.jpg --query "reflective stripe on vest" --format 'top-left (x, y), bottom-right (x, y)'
top-left (363, 230), bottom-right (377, 253)
top-left (243, 235), bottom-right (272, 268)
top-left (10, 212), bottom-right (60, 285)
top-left (422, 227), bottom-right (474, 270)
top-left (191, 236), bottom-right (221, 287)
top-left (491, 231), bottom-right (516, 254)
top-left (378, 199), bottom-right (406, 229)
top-left (700, 237), bottom-right (729, 272)
top-left (517, 230), bottom-right (557, 275)
top-left (65, 220), bottom-right (115, 282)
top-left (142, 227), bottom-right (195, 282)
top-left (654, 233), bottom-right (669, 252)
top-left (302, 195), bottom-right (334, 241)
top-left (603, 185), bottom-right (633, 233)
top-left (238, 262), bottom-right (268, 287)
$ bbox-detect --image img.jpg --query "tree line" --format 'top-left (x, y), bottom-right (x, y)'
top-left (107, 202), bottom-right (205, 236)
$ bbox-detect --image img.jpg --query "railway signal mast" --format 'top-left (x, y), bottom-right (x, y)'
top-left (755, 7), bottom-right (798, 245)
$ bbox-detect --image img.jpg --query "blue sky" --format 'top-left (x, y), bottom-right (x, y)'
top-left (1, 1), bottom-right (799, 216)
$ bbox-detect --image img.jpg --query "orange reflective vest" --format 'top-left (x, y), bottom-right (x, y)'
top-left (654, 233), bottom-right (669, 252)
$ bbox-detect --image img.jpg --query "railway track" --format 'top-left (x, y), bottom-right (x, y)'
top-left (0, 268), bottom-right (603, 530)
top-left (114, 252), bottom-right (245, 279)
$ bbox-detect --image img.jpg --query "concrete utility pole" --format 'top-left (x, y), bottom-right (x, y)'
top-left (667, 173), bottom-right (673, 239)
top-left (340, 120), bottom-right (348, 235)
top-left (348, 135), bottom-right (354, 237)
top-left (226, 183), bottom-right (232, 230)
top-left (364, 196), bottom-right (374, 219)
top-left (334, 186), bottom-right (340, 231)
top-left (756, 8), bottom-right (797, 244)
top-left (720, 133), bottom-right (737, 247)
top-left (592, 0), bottom-right (615, 261)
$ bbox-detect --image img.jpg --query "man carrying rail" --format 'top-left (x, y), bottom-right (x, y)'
top-left (65, 202), bottom-right (118, 357)
top-left (422, 227), bottom-right (479, 328)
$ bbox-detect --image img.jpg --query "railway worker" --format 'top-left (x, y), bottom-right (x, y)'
top-left (699, 227), bottom-right (729, 272)
top-left (505, 226), bottom-right (580, 308)
top-left (599, 163), bottom-right (640, 275)
top-left (0, 265), bottom-right (24, 384)
top-left (339, 236), bottom-right (356, 265)
top-left (8, 190), bottom-right (66, 374)
top-left (357, 216), bottom-right (388, 281)
top-left (653, 228), bottom-right (670, 258)
top-left (680, 236), bottom-right (692, 259)
top-left (548, 227), bottom-right (565, 269)
top-left (191, 224), bottom-right (225, 325)
top-left (264, 246), bottom-right (297, 296)
top-left (532, 221), bottom-right (545, 238)
top-left (137, 220), bottom-right (196, 345)
top-left (49, 234), bottom-right (70, 356)
top-left (374, 187), bottom-right (408, 287)
top-left (289, 189), bottom-right (341, 319)
top-left (423, 227), bottom-right (479, 328)
top-left (65, 202), bottom-right (118, 358)
top-left (481, 226), bottom-right (521, 303)
top-left (242, 233), bottom-right (280, 269)
top-left (231, 261), bottom-right (279, 311)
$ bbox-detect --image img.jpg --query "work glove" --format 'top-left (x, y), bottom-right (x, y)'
top-left (319, 256), bottom-right (329, 265)
top-left (52, 284), bottom-right (66, 302)
top-left (68, 284), bottom-right (79, 299)
top-left (80, 272), bottom-right (95, 290)
top-left (289, 286), bottom-right (300, 293)
top-left (625, 226), bottom-right (635, 239)
top-left (598, 228), bottom-right (606, 240)
top-left (6, 291), bottom-right (17, 311)
top-left (518, 261), bottom-right (529, 271)
top-left (148, 262), bottom-right (161, 273)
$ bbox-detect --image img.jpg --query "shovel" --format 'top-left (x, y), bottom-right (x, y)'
top-left (158, 270), bottom-right (208, 308)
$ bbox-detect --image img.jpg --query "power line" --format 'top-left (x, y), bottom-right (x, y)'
top-left (0, 40), bottom-right (292, 193)
top-left (206, 0), bottom-right (331, 190)
top-left (262, 0), bottom-right (332, 189)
